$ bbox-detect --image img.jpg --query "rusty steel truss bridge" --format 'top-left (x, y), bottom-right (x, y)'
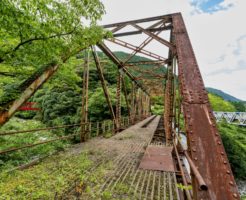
top-left (0, 13), bottom-right (241, 199)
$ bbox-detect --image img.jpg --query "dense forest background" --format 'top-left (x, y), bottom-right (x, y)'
top-left (0, 51), bottom-right (245, 181)
top-left (0, 1), bottom-right (245, 198)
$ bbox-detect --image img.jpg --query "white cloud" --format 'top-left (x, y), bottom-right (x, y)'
top-left (100, 0), bottom-right (246, 100)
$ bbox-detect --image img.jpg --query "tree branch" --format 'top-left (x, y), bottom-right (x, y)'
top-left (13, 26), bottom-right (78, 52)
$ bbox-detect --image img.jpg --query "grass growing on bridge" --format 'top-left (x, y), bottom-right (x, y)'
top-left (0, 150), bottom-right (93, 199)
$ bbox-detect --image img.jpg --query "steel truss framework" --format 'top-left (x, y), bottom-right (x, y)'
top-left (214, 112), bottom-right (246, 126)
top-left (0, 13), bottom-right (240, 199)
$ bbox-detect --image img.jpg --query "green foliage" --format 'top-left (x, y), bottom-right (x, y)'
top-left (208, 93), bottom-right (236, 112)
top-left (231, 101), bottom-right (246, 112)
top-left (0, 0), bottom-right (106, 66)
top-left (206, 87), bottom-right (242, 102)
top-left (176, 183), bottom-right (192, 191)
top-left (151, 96), bottom-right (164, 115)
top-left (218, 123), bottom-right (246, 180)
top-left (0, 151), bottom-right (92, 199)
top-left (0, 117), bottom-right (67, 170)
top-left (0, 0), bottom-right (109, 106)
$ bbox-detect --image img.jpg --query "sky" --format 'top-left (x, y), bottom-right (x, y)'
top-left (99, 0), bottom-right (246, 100)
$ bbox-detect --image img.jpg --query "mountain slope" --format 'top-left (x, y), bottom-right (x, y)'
top-left (206, 87), bottom-right (242, 102)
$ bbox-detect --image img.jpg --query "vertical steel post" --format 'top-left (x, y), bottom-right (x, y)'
top-left (81, 49), bottom-right (90, 142)
top-left (96, 121), bottom-right (99, 136)
top-left (172, 13), bottom-right (239, 199)
top-left (122, 75), bottom-right (131, 120)
top-left (130, 82), bottom-right (136, 124)
top-left (116, 70), bottom-right (122, 132)
top-left (91, 46), bottom-right (117, 131)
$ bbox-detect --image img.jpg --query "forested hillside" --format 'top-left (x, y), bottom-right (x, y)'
top-left (1, 49), bottom-right (245, 183)
top-left (206, 87), bottom-right (243, 102)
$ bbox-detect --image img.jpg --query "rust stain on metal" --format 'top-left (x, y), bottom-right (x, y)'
top-left (139, 146), bottom-right (175, 172)
top-left (173, 13), bottom-right (240, 199)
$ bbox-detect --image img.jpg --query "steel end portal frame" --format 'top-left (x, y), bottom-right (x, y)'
top-left (100, 12), bottom-right (240, 200)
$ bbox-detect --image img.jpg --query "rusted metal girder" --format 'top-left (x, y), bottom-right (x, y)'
top-left (122, 20), bottom-right (166, 63)
top-left (97, 42), bottom-right (149, 95)
top-left (0, 63), bottom-right (59, 126)
top-left (116, 71), bottom-right (122, 131)
top-left (127, 66), bottom-right (166, 79)
top-left (112, 25), bottom-right (172, 38)
top-left (122, 75), bottom-right (131, 119)
top-left (164, 64), bottom-right (173, 144)
top-left (0, 45), bottom-right (86, 127)
top-left (103, 13), bottom-right (173, 28)
top-left (81, 50), bottom-right (90, 142)
top-left (130, 82), bottom-right (136, 124)
top-left (130, 23), bottom-right (175, 51)
top-left (125, 60), bottom-right (167, 66)
top-left (91, 46), bottom-right (117, 130)
top-left (172, 13), bottom-right (239, 199)
top-left (107, 38), bottom-right (167, 61)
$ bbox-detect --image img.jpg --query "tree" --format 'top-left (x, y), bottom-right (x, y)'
top-left (0, 0), bottom-right (108, 67)
top-left (0, 0), bottom-right (111, 113)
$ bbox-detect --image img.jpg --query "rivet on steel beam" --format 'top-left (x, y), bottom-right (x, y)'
top-left (218, 141), bottom-right (222, 145)
top-left (192, 148), bottom-right (196, 152)
top-left (191, 139), bottom-right (195, 142)
top-left (194, 157), bottom-right (198, 161)
top-left (215, 133), bottom-right (219, 136)
top-left (229, 181), bottom-right (234, 186)
top-left (223, 161), bottom-right (227, 164)
top-left (226, 170), bottom-right (231, 174)
top-left (221, 152), bottom-right (224, 155)
top-left (233, 193), bottom-right (238, 198)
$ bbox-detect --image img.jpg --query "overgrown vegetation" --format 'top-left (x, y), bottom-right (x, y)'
top-left (208, 93), bottom-right (236, 111)
top-left (0, 0), bottom-right (109, 107)
top-left (0, 1), bottom-right (245, 197)
top-left (218, 122), bottom-right (246, 180)
top-left (0, 151), bottom-right (93, 199)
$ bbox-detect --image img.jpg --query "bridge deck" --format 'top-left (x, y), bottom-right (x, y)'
top-left (0, 116), bottom-right (180, 199)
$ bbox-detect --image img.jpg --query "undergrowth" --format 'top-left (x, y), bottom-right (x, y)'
top-left (0, 151), bottom-right (92, 199)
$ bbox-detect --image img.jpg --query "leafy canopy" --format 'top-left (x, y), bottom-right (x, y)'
top-left (0, 0), bottom-right (108, 67)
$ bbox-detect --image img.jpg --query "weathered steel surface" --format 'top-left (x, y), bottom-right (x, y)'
top-left (91, 47), bottom-right (117, 129)
top-left (139, 146), bottom-right (175, 172)
top-left (107, 38), bottom-right (167, 61)
top-left (173, 13), bottom-right (239, 199)
top-left (116, 71), bottom-right (122, 131)
top-left (103, 13), bottom-right (173, 28)
top-left (214, 111), bottom-right (246, 125)
top-left (0, 63), bottom-right (59, 126)
top-left (97, 42), bottom-right (149, 95)
top-left (81, 50), bottom-right (90, 142)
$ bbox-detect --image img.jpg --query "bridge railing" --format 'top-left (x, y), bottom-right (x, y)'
top-left (0, 114), bottom-right (149, 157)
top-left (213, 112), bottom-right (246, 126)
